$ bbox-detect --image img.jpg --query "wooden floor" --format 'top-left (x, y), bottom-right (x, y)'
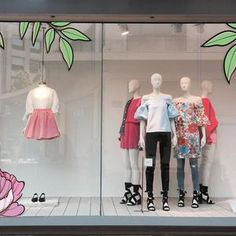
top-left (21, 197), bottom-right (236, 217)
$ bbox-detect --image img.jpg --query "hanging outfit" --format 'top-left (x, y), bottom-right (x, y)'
top-left (119, 98), bottom-right (141, 149)
top-left (23, 85), bottom-right (60, 140)
top-left (174, 98), bottom-right (209, 191)
top-left (135, 94), bottom-right (179, 192)
top-left (199, 97), bottom-right (218, 187)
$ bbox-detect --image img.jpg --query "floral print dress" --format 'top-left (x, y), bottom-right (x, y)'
top-left (174, 97), bottom-right (209, 159)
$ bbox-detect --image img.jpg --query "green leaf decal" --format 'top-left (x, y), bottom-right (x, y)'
top-left (32, 22), bottom-right (41, 46)
top-left (0, 32), bottom-right (4, 49)
top-left (19, 22), bottom-right (29, 39)
top-left (202, 31), bottom-right (236, 47)
top-left (51, 22), bottom-right (70, 27)
top-left (61, 27), bottom-right (91, 41)
top-left (224, 44), bottom-right (236, 83)
top-left (59, 37), bottom-right (74, 70)
top-left (227, 23), bottom-right (236, 29)
top-left (45, 28), bottom-right (55, 53)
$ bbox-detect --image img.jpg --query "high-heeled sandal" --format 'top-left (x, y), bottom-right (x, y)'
top-left (31, 193), bottom-right (38, 203)
top-left (178, 189), bottom-right (186, 207)
top-left (199, 184), bottom-right (215, 204)
top-left (39, 193), bottom-right (46, 202)
top-left (146, 192), bottom-right (156, 211)
top-left (161, 191), bottom-right (170, 211)
top-left (147, 197), bottom-right (155, 211)
top-left (127, 185), bottom-right (141, 206)
top-left (191, 190), bottom-right (199, 208)
top-left (120, 183), bottom-right (132, 204)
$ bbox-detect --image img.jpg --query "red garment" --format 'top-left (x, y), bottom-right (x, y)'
top-left (120, 98), bottom-right (141, 149)
top-left (202, 98), bottom-right (218, 144)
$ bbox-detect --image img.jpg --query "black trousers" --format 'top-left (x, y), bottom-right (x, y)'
top-left (145, 132), bottom-right (171, 193)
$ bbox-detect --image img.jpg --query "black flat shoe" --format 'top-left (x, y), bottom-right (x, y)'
top-left (31, 193), bottom-right (38, 203)
top-left (39, 193), bottom-right (46, 202)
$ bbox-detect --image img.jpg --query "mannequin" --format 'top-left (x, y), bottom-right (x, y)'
top-left (23, 82), bottom-right (60, 140)
top-left (135, 73), bottom-right (178, 211)
top-left (119, 80), bottom-right (142, 206)
top-left (199, 80), bottom-right (218, 204)
top-left (174, 77), bottom-right (209, 208)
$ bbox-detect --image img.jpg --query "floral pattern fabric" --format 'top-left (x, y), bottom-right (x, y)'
top-left (174, 98), bottom-right (209, 159)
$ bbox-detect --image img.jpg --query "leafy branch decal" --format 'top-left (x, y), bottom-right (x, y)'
top-left (202, 23), bottom-right (236, 83)
top-left (0, 22), bottom-right (92, 71)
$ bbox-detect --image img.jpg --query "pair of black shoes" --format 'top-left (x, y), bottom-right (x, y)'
top-left (31, 193), bottom-right (46, 203)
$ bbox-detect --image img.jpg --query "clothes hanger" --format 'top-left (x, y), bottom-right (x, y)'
top-left (38, 26), bottom-right (47, 86)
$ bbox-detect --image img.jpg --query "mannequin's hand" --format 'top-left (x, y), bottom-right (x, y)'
top-left (172, 134), bottom-right (177, 147)
top-left (201, 136), bottom-right (206, 147)
top-left (138, 137), bottom-right (145, 149)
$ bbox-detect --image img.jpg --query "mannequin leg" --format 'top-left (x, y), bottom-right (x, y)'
top-left (126, 149), bottom-right (141, 206)
top-left (189, 158), bottom-right (200, 208)
top-left (129, 149), bottom-right (140, 185)
top-left (199, 144), bottom-right (216, 204)
top-left (159, 132), bottom-right (171, 211)
top-left (145, 132), bottom-right (157, 211)
top-left (120, 149), bottom-right (132, 204)
top-left (199, 144), bottom-right (216, 186)
top-left (189, 158), bottom-right (200, 192)
top-left (177, 158), bottom-right (185, 191)
top-left (145, 133), bottom-right (157, 194)
top-left (159, 132), bottom-right (171, 192)
top-left (124, 149), bottom-right (132, 183)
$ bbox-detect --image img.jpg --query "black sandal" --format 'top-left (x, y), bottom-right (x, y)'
top-left (120, 183), bottom-right (132, 204)
top-left (31, 193), bottom-right (38, 203)
top-left (199, 184), bottom-right (215, 204)
top-left (178, 190), bottom-right (186, 207)
top-left (127, 192), bottom-right (141, 206)
top-left (147, 192), bottom-right (156, 211)
top-left (161, 191), bottom-right (170, 211)
top-left (39, 193), bottom-right (46, 202)
top-left (191, 190), bottom-right (199, 208)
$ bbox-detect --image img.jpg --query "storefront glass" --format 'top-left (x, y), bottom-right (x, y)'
top-left (0, 22), bottom-right (236, 218)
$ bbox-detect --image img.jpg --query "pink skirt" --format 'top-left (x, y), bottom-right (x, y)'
top-left (24, 109), bottom-right (60, 140)
top-left (120, 122), bottom-right (139, 149)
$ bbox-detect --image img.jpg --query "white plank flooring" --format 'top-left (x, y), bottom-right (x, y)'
top-left (20, 197), bottom-right (236, 217)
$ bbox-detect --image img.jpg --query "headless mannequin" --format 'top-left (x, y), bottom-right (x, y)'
top-left (139, 73), bottom-right (178, 211)
top-left (23, 81), bottom-right (60, 139)
top-left (120, 80), bottom-right (142, 206)
top-left (199, 80), bottom-right (218, 204)
top-left (175, 77), bottom-right (206, 208)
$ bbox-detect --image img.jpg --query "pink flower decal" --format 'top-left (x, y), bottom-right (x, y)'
top-left (0, 169), bottom-right (25, 217)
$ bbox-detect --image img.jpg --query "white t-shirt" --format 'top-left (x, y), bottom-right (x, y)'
top-left (23, 85), bottom-right (59, 120)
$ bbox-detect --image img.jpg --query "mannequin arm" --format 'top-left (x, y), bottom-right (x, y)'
top-left (170, 119), bottom-right (177, 147)
top-left (139, 120), bottom-right (146, 149)
top-left (200, 126), bottom-right (206, 147)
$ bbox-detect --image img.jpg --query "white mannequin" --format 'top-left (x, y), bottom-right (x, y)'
top-left (179, 77), bottom-right (206, 147)
top-left (200, 80), bottom-right (216, 187)
top-left (124, 80), bottom-right (141, 186)
top-left (139, 73), bottom-right (177, 148)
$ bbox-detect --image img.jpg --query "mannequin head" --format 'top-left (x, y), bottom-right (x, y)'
top-left (201, 80), bottom-right (213, 95)
top-left (128, 80), bottom-right (140, 94)
top-left (180, 77), bottom-right (191, 92)
top-left (151, 73), bottom-right (162, 89)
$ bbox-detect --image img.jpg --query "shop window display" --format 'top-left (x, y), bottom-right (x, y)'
top-left (0, 23), bottom-right (236, 219)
